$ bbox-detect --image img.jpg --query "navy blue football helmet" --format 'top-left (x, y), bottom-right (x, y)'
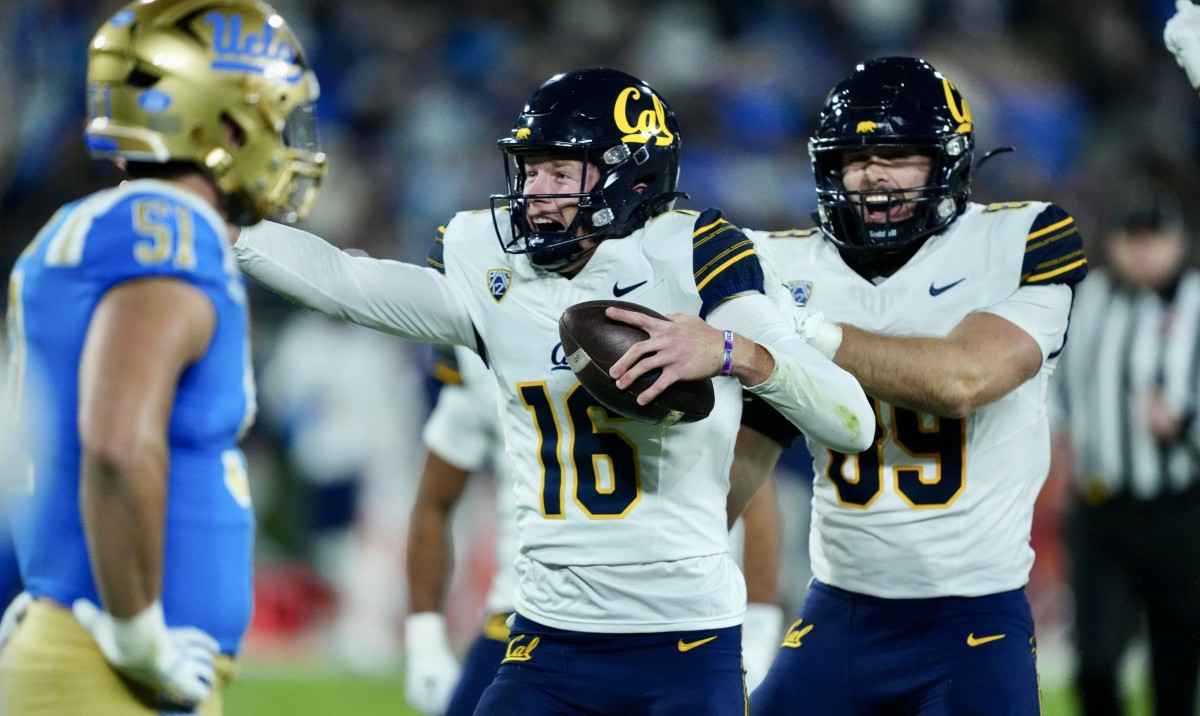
top-left (491, 68), bottom-right (684, 272)
top-left (810, 56), bottom-right (974, 254)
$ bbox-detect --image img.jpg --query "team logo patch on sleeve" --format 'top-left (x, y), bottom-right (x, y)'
top-left (488, 268), bottom-right (512, 303)
top-left (786, 279), bottom-right (812, 306)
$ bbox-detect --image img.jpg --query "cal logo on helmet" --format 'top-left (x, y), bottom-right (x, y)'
top-left (613, 87), bottom-right (675, 146)
top-left (856, 121), bottom-right (878, 134)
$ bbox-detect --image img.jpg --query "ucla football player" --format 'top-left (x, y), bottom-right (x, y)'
top-left (234, 67), bottom-right (873, 714)
top-left (0, 0), bottom-right (324, 713)
top-left (743, 57), bottom-right (1088, 715)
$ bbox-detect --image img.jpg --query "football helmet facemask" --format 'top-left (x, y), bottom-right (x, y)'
top-left (491, 68), bottom-right (685, 272)
top-left (810, 56), bottom-right (974, 254)
top-left (85, 0), bottom-right (325, 225)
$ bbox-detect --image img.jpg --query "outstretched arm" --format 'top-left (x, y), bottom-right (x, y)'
top-left (234, 221), bottom-right (477, 347)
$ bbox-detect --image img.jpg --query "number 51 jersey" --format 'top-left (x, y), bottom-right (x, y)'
top-left (7, 179), bottom-right (256, 653)
top-left (750, 201), bottom-right (1087, 599)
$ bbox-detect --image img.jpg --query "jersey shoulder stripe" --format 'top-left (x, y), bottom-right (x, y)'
top-left (1020, 204), bottom-right (1088, 286)
top-left (690, 208), bottom-right (764, 316)
top-left (80, 189), bottom-right (229, 288)
top-left (756, 227), bottom-right (822, 241)
top-left (426, 223), bottom-right (448, 275)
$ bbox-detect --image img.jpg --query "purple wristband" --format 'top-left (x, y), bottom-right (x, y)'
top-left (720, 330), bottom-right (734, 376)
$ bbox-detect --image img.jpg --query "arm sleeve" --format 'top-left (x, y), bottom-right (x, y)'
top-left (234, 221), bottom-right (477, 347)
top-left (979, 283), bottom-right (1074, 362)
top-left (709, 292), bottom-right (874, 453)
top-left (422, 382), bottom-right (493, 473)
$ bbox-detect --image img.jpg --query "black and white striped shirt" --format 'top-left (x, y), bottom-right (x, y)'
top-left (1051, 268), bottom-right (1200, 500)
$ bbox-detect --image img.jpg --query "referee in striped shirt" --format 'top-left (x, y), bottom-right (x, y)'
top-left (1051, 178), bottom-right (1200, 716)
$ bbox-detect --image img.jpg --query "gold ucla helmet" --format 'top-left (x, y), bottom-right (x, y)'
top-left (85, 0), bottom-right (325, 225)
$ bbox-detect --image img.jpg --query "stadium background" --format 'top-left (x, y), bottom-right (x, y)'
top-left (0, 0), bottom-right (1191, 713)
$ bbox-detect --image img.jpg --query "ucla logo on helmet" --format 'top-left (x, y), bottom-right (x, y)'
top-left (487, 268), bottom-right (511, 303)
top-left (613, 87), bottom-right (675, 147)
top-left (786, 280), bottom-right (813, 307)
top-left (203, 11), bottom-right (303, 83)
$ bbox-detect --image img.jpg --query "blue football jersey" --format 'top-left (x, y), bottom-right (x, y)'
top-left (6, 179), bottom-right (256, 653)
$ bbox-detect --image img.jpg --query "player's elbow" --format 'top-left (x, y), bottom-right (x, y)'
top-left (932, 377), bottom-right (993, 419)
top-left (80, 431), bottom-right (166, 489)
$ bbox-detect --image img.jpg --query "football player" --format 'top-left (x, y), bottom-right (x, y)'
top-left (0, 0), bottom-right (324, 713)
top-left (742, 57), bottom-right (1088, 715)
top-left (405, 347), bottom-right (792, 714)
top-left (404, 345), bottom-right (514, 716)
top-left (233, 67), bottom-right (874, 714)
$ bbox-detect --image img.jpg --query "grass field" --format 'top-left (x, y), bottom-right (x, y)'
top-left (223, 663), bottom-right (1152, 716)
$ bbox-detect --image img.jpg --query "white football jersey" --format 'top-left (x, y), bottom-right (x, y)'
top-left (235, 205), bottom-right (873, 632)
top-left (435, 208), bottom-right (759, 632)
top-left (751, 200), bottom-right (1087, 598)
top-left (422, 346), bottom-right (516, 614)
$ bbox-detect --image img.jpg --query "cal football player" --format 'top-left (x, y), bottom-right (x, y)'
top-left (404, 345), bottom-right (514, 716)
top-left (233, 67), bottom-right (873, 713)
top-left (0, 0), bottom-right (324, 713)
top-left (743, 57), bottom-right (1087, 715)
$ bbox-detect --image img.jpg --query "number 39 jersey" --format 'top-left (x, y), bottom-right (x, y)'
top-left (7, 179), bottom-right (256, 652)
top-left (431, 207), bottom-right (765, 633)
top-left (750, 201), bottom-right (1088, 599)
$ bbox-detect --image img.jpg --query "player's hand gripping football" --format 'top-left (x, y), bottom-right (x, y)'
top-left (404, 612), bottom-right (461, 714)
top-left (1165, 0), bottom-right (1200, 88)
top-left (72, 598), bottom-right (219, 708)
top-left (607, 307), bottom-right (732, 403)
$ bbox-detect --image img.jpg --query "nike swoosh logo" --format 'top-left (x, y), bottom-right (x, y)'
top-left (966, 633), bottom-right (1006, 647)
top-left (677, 635), bottom-right (718, 652)
top-left (929, 278), bottom-right (966, 296)
top-left (613, 280), bottom-right (647, 297)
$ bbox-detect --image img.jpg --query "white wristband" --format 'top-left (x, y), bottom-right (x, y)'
top-left (405, 612), bottom-right (449, 646)
top-left (810, 321), bottom-right (843, 361)
top-left (111, 601), bottom-right (173, 665)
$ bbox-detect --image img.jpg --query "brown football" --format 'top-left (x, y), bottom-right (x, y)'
top-left (558, 300), bottom-right (715, 426)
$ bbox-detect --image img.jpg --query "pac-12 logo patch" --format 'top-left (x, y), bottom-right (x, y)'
top-left (488, 268), bottom-right (511, 303)
top-left (786, 280), bottom-right (812, 307)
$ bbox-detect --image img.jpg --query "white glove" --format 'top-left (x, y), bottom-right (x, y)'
top-left (0, 591), bottom-right (32, 651)
top-left (72, 598), bottom-right (218, 708)
top-left (742, 602), bottom-right (784, 693)
top-left (404, 612), bottom-right (461, 715)
top-left (1166, 0), bottom-right (1200, 88)
top-left (793, 306), bottom-right (843, 360)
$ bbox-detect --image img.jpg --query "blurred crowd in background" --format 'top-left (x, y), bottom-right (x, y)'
top-left (1, 0), bottom-right (1197, 687)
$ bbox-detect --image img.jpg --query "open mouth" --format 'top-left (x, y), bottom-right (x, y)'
top-left (530, 216), bottom-right (566, 233)
top-left (861, 193), bottom-right (908, 223)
